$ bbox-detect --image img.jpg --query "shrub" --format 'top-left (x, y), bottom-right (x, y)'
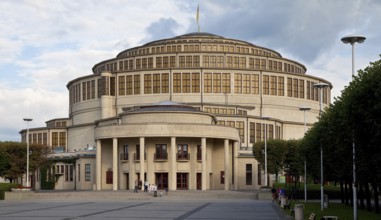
top-left (0, 183), bottom-right (22, 200)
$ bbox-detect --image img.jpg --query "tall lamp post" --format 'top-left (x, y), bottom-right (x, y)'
top-left (23, 118), bottom-right (33, 188)
top-left (341, 35), bottom-right (366, 220)
top-left (262, 116), bottom-right (271, 187)
top-left (299, 107), bottom-right (311, 203)
top-left (313, 82), bottom-right (329, 210)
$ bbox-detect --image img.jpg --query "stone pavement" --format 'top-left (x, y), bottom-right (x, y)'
top-left (0, 190), bottom-right (291, 220)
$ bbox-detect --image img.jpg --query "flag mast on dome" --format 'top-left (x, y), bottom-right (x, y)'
top-left (196, 3), bottom-right (200, 32)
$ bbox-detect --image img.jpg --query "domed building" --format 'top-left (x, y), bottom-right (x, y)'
top-left (21, 32), bottom-right (331, 191)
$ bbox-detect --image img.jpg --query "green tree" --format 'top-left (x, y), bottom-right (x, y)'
top-left (1, 142), bottom-right (26, 182)
top-left (0, 145), bottom-right (11, 177)
top-left (283, 139), bottom-right (303, 186)
top-left (0, 141), bottom-right (50, 183)
top-left (302, 56), bottom-right (381, 213)
top-left (29, 144), bottom-right (50, 174)
top-left (349, 58), bottom-right (381, 212)
top-left (253, 139), bottom-right (303, 183)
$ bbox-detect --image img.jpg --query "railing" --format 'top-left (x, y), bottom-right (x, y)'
top-left (177, 153), bottom-right (190, 161)
top-left (154, 152), bottom-right (168, 161)
top-left (134, 153), bottom-right (146, 161)
top-left (197, 153), bottom-right (202, 161)
top-left (240, 146), bottom-right (253, 151)
top-left (120, 153), bottom-right (129, 161)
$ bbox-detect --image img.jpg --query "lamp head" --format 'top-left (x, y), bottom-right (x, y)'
top-left (299, 107), bottom-right (311, 111)
top-left (23, 118), bottom-right (33, 122)
top-left (341, 36), bottom-right (366, 45)
top-left (312, 82), bottom-right (329, 89)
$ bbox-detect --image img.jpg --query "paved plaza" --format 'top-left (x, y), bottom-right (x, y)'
top-left (0, 191), bottom-right (289, 220)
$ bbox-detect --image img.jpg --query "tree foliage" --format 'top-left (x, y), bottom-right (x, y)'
top-left (302, 56), bottom-right (381, 212)
top-left (284, 139), bottom-right (303, 179)
top-left (0, 141), bottom-right (50, 182)
top-left (253, 139), bottom-right (303, 182)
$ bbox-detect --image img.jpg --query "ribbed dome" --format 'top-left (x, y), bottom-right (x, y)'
top-left (177, 32), bottom-right (223, 38)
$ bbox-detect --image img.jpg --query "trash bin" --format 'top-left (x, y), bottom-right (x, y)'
top-left (324, 194), bottom-right (329, 208)
top-left (294, 204), bottom-right (304, 220)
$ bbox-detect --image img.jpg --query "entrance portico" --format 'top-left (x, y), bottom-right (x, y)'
top-left (94, 102), bottom-right (239, 191)
top-left (95, 136), bottom-right (238, 191)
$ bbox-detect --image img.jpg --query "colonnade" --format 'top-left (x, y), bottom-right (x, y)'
top-left (95, 137), bottom-right (238, 191)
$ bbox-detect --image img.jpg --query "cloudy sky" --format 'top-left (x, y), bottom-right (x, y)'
top-left (0, 0), bottom-right (380, 141)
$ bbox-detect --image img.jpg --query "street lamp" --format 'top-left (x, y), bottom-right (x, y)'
top-left (299, 106), bottom-right (311, 203)
top-left (341, 35), bottom-right (366, 220)
top-left (313, 82), bottom-right (329, 211)
top-left (262, 116), bottom-right (271, 187)
top-left (23, 118), bottom-right (33, 188)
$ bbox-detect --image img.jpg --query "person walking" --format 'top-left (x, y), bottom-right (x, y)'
top-left (134, 179), bottom-right (139, 193)
top-left (271, 185), bottom-right (278, 202)
top-left (144, 180), bottom-right (148, 192)
top-left (138, 180), bottom-right (142, 190)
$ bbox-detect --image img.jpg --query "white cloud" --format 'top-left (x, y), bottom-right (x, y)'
top-left (0, 85), bottom-right (67, 141)
top-left (0, 38), bottom-right (23, 63)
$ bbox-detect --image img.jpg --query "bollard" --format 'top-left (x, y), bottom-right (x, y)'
top-left (324, 194), bottom-right (329, 208)
top-left (154, 191), bottom-right (157, 197)
top-left (294, 204), bottom-right (304, 220)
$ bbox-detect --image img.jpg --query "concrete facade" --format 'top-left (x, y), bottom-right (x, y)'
top-left (20, 32), bottom-right (331, 191)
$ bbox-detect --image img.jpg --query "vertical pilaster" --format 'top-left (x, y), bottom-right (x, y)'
top-left (201, 137), bottom-right (207, 190)
top-left (113, 138), bottom-right (118, 190)
top-left (129, 142), bottom-right (134, 189)
top-left (224, 139), bottom-right (229, 190)
top-left (170, 137), bottom-right (177, 190)
top-left (96, 140), bottom-right (102, 190)
top-left (147, 142), bottom-right (154, 187)
top-left (234, 141), bottom-right (239, 190)
top-left (139, 137), bottom-right (145, 181)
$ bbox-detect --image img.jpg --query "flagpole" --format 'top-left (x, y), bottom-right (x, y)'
top-left (196, 4), bottom-right (200, 32)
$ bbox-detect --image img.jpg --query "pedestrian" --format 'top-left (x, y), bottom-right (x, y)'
top-left (139, 179), bottom-right (143, 190)
top-left (271, 185), bottom-right (277, 202)
top-left (134, 179), bottom-right (139, 193)
top-left (144, 180), bottom-right (148, 192)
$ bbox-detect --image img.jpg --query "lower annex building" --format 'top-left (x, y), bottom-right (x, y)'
top-left (20, 32), bottom-right (331, 191)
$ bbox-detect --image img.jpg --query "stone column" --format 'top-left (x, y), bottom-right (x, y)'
top-left (147, 142), bottom-right (154, 188)
top-left (169, 137), bottom-right (177, 190)
top-left (224, 139), bottom-right (229, 190)
top-left (139, 137), bottom-right (145, 181)
top-left (129, 143), bottom-right (134, 190)
top-left (96, 140), bottom-right (102, 190)
top-left (201, 137), bottom-right (207, 190)
top-left (234, 141), bottom-right (239, 190)
top-left (113, 138), bottom-right (118, 190)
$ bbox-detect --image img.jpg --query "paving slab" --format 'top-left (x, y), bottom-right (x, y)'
top-left (0, 191), bottom-right (290, 220)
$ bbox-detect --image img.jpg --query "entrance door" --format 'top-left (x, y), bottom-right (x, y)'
top-left (155, 173), bottom-right (168, 189)
top-left (196, 173), bottom-right (201, 190)
top-left (31, 175), bottom-right (35, 190)
top-left (125, 173), bottom-right (129, 189)
top-left (177, 173), bottom-right (188, 190)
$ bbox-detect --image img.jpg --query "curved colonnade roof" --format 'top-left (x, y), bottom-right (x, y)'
top-left (119, 100), bottom-right (217, 122)
top-left (96, 100), bottom-right (236, 141)
top-left (88, 32), bottom-right (296, 75)
top-left (116, 32), bottom-right (282, 59)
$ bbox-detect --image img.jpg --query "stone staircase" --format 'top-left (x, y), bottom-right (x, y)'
top-left (25, 190), bottom-right (260, 201)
